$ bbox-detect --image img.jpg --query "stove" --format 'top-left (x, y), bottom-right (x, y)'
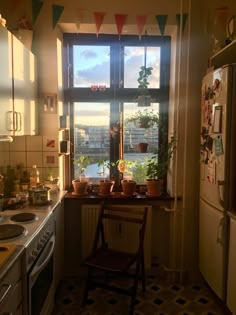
top-left (0, 209), bottom-right (54, 271)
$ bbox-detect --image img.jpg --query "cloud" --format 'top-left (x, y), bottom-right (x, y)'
top-left (80, 49), bottom-right (98, 59)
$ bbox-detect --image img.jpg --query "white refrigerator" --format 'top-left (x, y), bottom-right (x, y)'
top-left (199, 64), bottom-right (236, 302)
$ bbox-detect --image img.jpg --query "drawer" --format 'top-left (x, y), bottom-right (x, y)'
top-left (1, 279), bottom-right (22, 313)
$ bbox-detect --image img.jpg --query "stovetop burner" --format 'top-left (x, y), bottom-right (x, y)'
top-left (10, 212), bottom-right (38, 223)
top-left (0, 224), bottom-right (27, 240)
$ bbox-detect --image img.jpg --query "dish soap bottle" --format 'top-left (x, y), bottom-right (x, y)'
top-left (30, 165), bottom-right (40, 188)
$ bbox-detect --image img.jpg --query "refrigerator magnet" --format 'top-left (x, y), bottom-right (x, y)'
top-left (215, 136), bottom-right (224, 156)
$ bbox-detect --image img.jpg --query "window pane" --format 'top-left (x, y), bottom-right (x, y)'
top-left (73, 45), bottom-right (110, 87)
top-left (123, 103), bottom-right (159, 184)
top-left (124, 47), bottom-right (160, 88)
top-left (73, 102), bottom-right (110, 182)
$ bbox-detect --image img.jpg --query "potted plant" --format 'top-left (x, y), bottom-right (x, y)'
top-left (97, 159), bottom-right (115, 195)
top-left (125, 109), bottom-right (159, 129)
top-left (137, 65), bottom-right (153, 107)
top-left (72, 155), bottom-right (91, 195)
top-left (117, 159), bottom-right (137, 196)
top-left (146, 136), bottom-right (176, 196)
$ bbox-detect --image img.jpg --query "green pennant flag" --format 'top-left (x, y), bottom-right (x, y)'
top-left (176, 13), bottom-right (188, 34)
top-left (32, 0), bottom-right (44, 25)
top-left (155, 15), bottom-right (168, 36)
top-left (52, 4), bottom-right (64, 29)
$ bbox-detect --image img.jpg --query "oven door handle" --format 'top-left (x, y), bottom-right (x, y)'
top-left (30, 235), bottom-right (55, 284)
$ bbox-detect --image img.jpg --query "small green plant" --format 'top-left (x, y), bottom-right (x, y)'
top-left (117, 159), bottom-right (137, 179)
top-left (146, 136), bottom-right (176, 180)
top-left (97, 159), bottom-right (115, 178)
top-left (125, 109), bottom-right (159, 129)
top-left (137, 66), bottom-right (153, 90)
top-left (74, 155), bottom-right (91, 178)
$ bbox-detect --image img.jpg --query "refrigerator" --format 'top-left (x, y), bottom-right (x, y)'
top-left (199, 64), bottom-right (236, 302)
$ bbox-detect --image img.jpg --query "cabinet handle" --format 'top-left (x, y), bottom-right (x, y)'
top-left (0, 283), bottom-right (11, 303)
top-left (6, 111), bottom-right (14, 131)
top-left (16, 112), bottom-right (22, 131)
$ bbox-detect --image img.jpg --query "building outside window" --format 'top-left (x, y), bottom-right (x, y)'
top-left (63, 33), bottom-right (171, 188)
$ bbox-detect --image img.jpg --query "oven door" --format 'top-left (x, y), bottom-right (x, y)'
top-left (28, 234), bottom-right (55, 315)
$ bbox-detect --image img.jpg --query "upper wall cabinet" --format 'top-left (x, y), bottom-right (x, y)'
top-left (0, 25), bottom-right (37, 136)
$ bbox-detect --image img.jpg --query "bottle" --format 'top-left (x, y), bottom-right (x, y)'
top-left (30, 165), bottom-right (40, 188)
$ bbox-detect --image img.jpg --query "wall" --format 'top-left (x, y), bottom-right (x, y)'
top-left (1, 0), bottom-right (236, 277)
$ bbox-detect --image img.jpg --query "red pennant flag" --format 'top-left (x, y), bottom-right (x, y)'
top-left (136, 15), bottom-right (146, 40)
top-left (94, 12), bottom-right (106, 37)
top-left (114, 14), bottom-right (127, 40)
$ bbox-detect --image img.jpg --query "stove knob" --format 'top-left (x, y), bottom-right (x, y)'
top-left (32, 249), bottom-right (38, 257)
top-left (37, 242), bottom-right (43, 250)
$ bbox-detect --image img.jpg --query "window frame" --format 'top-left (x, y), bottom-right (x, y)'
top-left (63, 33), bottom-right (171, 190)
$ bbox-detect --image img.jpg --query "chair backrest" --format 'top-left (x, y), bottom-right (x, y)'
top-left (92, 203), bottom-right (148, 255)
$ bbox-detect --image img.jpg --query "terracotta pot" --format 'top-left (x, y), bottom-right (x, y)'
top-left (121, 180), bottom-right (136, 196)
top-left (72, 179), bottom-right (88, 195)
top-left (146, 179), bottom-right (163, 196)
top-left (99, 180), bottom-right (114, 195)
top-left (138, 142), bottom-right (148, 153)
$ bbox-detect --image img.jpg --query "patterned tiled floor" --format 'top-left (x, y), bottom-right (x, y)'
top-left (52, 271), bottom-right (228, 315)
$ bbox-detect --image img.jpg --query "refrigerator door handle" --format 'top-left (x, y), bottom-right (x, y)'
top-left (217, 217), bottom-right (227, 245)
top-left (217, 180), bottom-right (225, 208)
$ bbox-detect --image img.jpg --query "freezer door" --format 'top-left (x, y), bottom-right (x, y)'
top-left (227, 216), bottom-right (236, 314)
top-left (199, 198), bottom-right (227, 300)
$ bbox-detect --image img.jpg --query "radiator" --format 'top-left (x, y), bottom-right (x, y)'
top-left (81, 204), bottom-right (152, 268)
top-left (81, 204), bottom-right (100, 260)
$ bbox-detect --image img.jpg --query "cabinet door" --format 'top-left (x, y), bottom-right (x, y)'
top-left (227, 217), bottom-right (236, 314)
top-left (12, 34), bottom-right (37, 135)
top-left (0, 25), bottom-right (14, 135)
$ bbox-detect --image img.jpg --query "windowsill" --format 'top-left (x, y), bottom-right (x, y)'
top-left (65, 191), bottom-right (180, 201)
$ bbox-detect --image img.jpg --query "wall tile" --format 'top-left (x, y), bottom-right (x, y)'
top-left (26, 135), bottom-right (43, 151)
top-left (0, 142), bottom-right (10, 152)
top-left (9, 136), bottom-right (26, 152)
top-left (27, 151), bottom-right (43, 167)
top-left (10, 152), bottom-right (27, 167)
top-left (0, 151), bottom-right (10, 168)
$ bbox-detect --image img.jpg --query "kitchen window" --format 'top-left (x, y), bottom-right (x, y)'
top-left (63, 34), bottom-right (171, 188)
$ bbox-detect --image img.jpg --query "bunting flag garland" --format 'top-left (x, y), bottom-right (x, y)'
top-left (176, 13), bottom-right (188, 34)
top-left (114, 14), bottom-right (127, 40)
top-left (155, 15), bottom-right (168, 36)
top-left (94, 12), bottom-right (106, 37)
top-left (52, 4), bottom-right (64, 29)
top-left (136, 15), bottom-right (146, 40)
top-left (32, 0), bottom-right (44, 25)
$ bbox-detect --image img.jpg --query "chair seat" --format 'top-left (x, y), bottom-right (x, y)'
top-left (84, 247), bottom-right (137, 272)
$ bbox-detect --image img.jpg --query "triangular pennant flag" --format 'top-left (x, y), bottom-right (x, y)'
top-left (32, 0), bottom-right (44, 25)
top-left (136, 15), bottom-right (146, 40)
top-left (155, 15), bottom-right (168, 36)
top-left (114, 14), bottom-right (127, 40)
top-left (52, 4), bottom-right (64, 29)
top-left (94, 12), bottom-right (106, 37)
top-left (176, 13), bottom-right (188, 34)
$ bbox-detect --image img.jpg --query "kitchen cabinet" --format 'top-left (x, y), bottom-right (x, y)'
top-left (53, 198), bottom-right (65, 289)
top-left (209, 39), bottom-right (236, 69)
top-left (226, 215), bottom-right (236, 315)
top-left (0, 25), bottom-right (37, 136)
top-left (0, 253), bottom-right (24, 314)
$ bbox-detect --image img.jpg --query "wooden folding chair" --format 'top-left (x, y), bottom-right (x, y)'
top-left (82, 203), bottom-right (148, 315)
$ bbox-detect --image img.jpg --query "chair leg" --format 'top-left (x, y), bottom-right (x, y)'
top-left (141, 252), bottom-right (146, 292)
top-left (82, 268), bottom-right (92, 306)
